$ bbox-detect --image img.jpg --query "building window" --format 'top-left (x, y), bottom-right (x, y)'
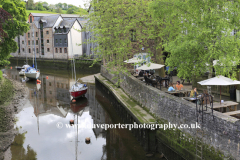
top-left (41, 47), bottom-right (44, 55)
top-left (28, 40), bottom-right (30, 45)
top-left (49, 82), bottom-right (51, 86)
top-left (37, 48), bottom-right (39, 53)
top-left (29, 48), bottom-right (31, 53)
top-left (56, 39), bottom-right (58, 43)
top-left (36, 40), bottom-right (38, 45)
top-left (32, 40), bottom-right (34, 45)
top-left (60, 48), bottom-right (62, 53)
top-left (55, 48), bottom-right (58, 53)
top-left (28, 33), bottom-right (30, 38)
top-left (47, 48), bottom-right (50, 52)
top-left (46, 31), bottom-right (49, 34)
top-left (22, 48), bottom-right (24, 52)
top-left (130, 29), bottom-right (136, 42)
top-left (47, 39), bottom-right (49, 43)
top-left (64, 39), bottom-right (67, 43)
top-left (36, 32), bottom-right (38, 37)
top-left (64, 28), bottom-right (66, 32)
top-left (22, 40), bottom-right (24, 44)
top-left (60, 39), bottom-right (62, 43)
top-left (64, 48), bottom-right (67, 53)
top-left (30, 16), bottom-right (32, 23)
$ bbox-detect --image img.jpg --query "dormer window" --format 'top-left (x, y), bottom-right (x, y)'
top-left (63, 27), bottom-right (66, 33)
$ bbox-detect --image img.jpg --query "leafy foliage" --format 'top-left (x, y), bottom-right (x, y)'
top-left (85, 0), bottom-right (166, 78)
top-left (27, 0), bottom-right (34, 10)
top-left (149, 0), bottom-right (240, 79)
top-left (0, 0), bottom-right (29, 64)
top-left (0, 7), bottom-right (12, 43)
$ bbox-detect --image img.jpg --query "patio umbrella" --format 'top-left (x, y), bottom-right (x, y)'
top-left (137, 63), bottom-right (165, 70)
top-left (124, 57), bottom-right (145, 63)
top-left (197, 75), bottom-right (240, 104)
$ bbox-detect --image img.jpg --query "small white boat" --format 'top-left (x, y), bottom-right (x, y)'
top-left (25, 67), bottom-right (40, 80)
top-left (19, 69), bottom-right (25, 76)
top-left (19, 65), bottom-right (31, 76)
top-left (22, 64), bottom-right (30, 69)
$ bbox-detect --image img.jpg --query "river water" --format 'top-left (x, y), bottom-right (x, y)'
top-left (3, 68), bottom-right (168, 160)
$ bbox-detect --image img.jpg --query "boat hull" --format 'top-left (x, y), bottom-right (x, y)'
top-left (25, 72), bottom-right (40, 79)
top-left (19, 71), bottom-right (25, 76)
top-left (70, 88), bottom-right (87, 99)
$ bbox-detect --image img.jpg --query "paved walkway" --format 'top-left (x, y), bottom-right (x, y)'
top-left (80, 73), bottom-right (100, 84)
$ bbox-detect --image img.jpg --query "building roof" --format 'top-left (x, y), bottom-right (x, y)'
top-left (61, 14), bottom-right (81, 18)
top-left (33, 14), bottom-right (60, 28)
top-left (54, 18), bottom-right (78, 34)
top-left (78, 20), bottom-right (87, 28)
top-left (30, 13), bottom-right (56, 17)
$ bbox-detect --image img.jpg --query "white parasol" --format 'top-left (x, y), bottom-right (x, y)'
top-left (198, 75), bottom-right (240, 104)
top-left (137, 63), bottom-right (165, 70)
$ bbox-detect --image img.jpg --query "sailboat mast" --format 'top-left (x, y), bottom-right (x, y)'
top-left (70, 28), bottom-right (76, 81)
top-left (76, 112), bottom-right (78, 160)
top-left (32, 22), bottom-right (37, 69)
top-left (24, 31), bottom-right (27, 64)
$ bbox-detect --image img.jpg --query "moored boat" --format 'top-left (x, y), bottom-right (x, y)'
top-left (25, 67), bottom-right (40, 79)
top-left (19, 69), bottom-right (25, 76)
top-left (69, 81), bottom-right (88, 99)
top-left (19, 64), bottom-right (31, 76)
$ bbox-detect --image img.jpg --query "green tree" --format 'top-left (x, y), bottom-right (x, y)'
top-left (55, 7), bottom-right (62, 13)
top-left (149, 0), bottom-right (240, 79)
top-left (63, 3), bottom-right (67, 10)
top-left (55, 3), bottom-right (62, 9)
top-left (85, 0), bottom-right (166, 79)
top-left (35, 2), bottom-right (44, 11)
top-left (0, 0), bottom-right (29, 65)
top-left (67, 8), bottom-right (75, 14)
top-left (27, 0), bottom-right (34, 10)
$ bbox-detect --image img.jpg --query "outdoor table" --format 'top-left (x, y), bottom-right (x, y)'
top-left (133, 74), bottom-right (139, 78)
top-left (165, 90), bottom-right (191, 97)
top-left (137, 77), bottom-right (144, 81)
top-left (183, 97), bottom-right (200, 103)
top-left (178, 89), bottom-right (191, 97)
top-left (212, 101), bottom-right (238, 113)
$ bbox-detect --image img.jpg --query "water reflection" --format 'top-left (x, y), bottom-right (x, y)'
top-left (5, 69), bottom-right (160, 160)
top-left (10, 129), bottom-right (37, 160)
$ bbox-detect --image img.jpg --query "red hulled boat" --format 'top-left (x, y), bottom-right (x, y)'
top-left (70, 82), bottom-right (88, 99)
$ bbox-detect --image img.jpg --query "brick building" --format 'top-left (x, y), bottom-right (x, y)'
top-left (11, 13), bottom-right (87, 60)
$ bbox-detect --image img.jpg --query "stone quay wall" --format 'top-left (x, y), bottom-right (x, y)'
top-left (101, 65), bottom-right (240, 160)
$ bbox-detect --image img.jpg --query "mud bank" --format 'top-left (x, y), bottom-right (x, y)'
top-left (0, 76), bottom-right (28, 160)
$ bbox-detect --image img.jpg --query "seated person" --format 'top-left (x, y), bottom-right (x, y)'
top-left (175, 81), bottom-right (183, 90)
top-left (150, 73), bottom-right (155, 79)
top-left (168, 83), bottom-right (175, 91)
top-left (139, 70), bottom-right (144, 77)
top-left (200, 90), bottom-right (211, 104)
top-left (190, 88), bottom-right (198, 97)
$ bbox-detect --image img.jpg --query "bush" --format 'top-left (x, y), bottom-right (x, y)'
top-left (0, 70), bottom-right (2, 81)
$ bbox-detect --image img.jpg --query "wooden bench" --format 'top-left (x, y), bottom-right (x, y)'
top-left (212, 101), bottom-right (238, 112)
top-left (223, 110), bottom-right (240, 116)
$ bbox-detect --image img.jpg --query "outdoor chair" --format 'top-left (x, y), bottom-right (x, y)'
top-left (148, 78), bottom-right (157, 87)
top-left (144, 76), bottom-right (149, 85)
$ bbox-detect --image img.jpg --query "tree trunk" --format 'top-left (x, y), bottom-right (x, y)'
top-left (155, 37), bottom-right (165, 77)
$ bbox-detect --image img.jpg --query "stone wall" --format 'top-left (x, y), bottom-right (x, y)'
top-left (101, 65), bottom-right (240, 159)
